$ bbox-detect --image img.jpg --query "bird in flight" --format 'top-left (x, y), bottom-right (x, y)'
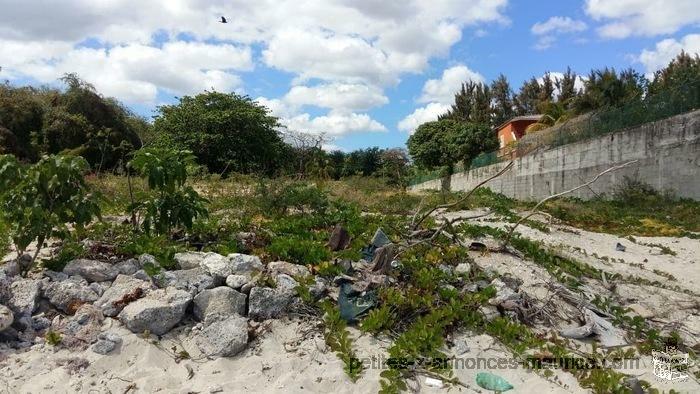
top-left (220, 16), bottom-right (227, 23)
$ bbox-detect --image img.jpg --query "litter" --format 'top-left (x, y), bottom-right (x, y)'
top-left (616, 242), bottom-right (626, 252)
top-left (424, 377), bottom-right (444, 388)
top-left (338, 282), bottom-right (376, 322)
top-left (476, 372), bottom-right (513, 392)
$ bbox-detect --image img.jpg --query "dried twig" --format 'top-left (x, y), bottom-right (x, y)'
top-left (499, 160), bottom-right (638, 249)
top-left (411, 161), bottom-right (514, 230)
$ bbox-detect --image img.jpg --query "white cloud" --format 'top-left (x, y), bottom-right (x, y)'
top-left (585, 0), bottom-right (700, 39)
top-left (398, 103), bottom-right (450, 134)
top-left (532, 17), bottom-right (587, 35)
top-left (284, 83), bottom-right (388, 113)
top-left (283, 113), bottom-right (387, 136)
top-left (531, 16), bottom-right (587, 50)
top-left (637, 34), bottom-right (700, 75)
top-left (419, 65), bottom-right (484, 104)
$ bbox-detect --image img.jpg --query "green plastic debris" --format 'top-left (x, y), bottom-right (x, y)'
top-left (476, 372), bottom-right (514, 392)
top-left (338, 282), bottom-right (376, 322)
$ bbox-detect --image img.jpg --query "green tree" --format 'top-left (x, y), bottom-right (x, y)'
top-left (153, 91), bottom-right (284, 175)
top-left (649, 51), bottom-right (700, 94)
top-left (442, 82), bottom-right (492, 125)
top-left (514, 78), bottom-right (543, 115)
top-left (0, 154), bottom-right (101, 274)
top-left (128, 148), bottom-right (208, 235)
top-left (555, 67), bottom-right (580, 106)
top-left (407, 119), bottom-right (497, 191)
top-left (379, 148), bottom-right (410, 187)
top-left (574, 68), bottom-right (646, 113)
top-left (490, 74), bottom-right (515, 126)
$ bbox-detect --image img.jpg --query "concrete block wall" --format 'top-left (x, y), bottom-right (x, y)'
top-left (410, 109), bottom-right (700, 201)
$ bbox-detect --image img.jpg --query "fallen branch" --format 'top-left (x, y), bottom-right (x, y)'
top-left (499, 160), bottom-right (638, 249)
top-left (411, 161), bottom-right (514, 230)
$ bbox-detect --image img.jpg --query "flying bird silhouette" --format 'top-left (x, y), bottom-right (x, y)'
top-left (219, 16), bottom-right (227, 23)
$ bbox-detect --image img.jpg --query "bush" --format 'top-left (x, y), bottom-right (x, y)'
top-left (0, 154), bottom-right (101, 274)
top-left (128, 148), bottom-right (208, 235)
top-left (267, 236), bottom-right (330, 265)
top-left (256, 180), bottom-right (329, 216)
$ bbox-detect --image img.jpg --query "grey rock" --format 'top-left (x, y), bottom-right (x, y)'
top-left (138, 254), bottom-right (160, 269)
top-left (200, 253), bottom-right (231, 279)
top-left (174, 251), bottom-right (207, 270)
top-left (43, 270), bottom-right (69, 282)
top-left (155, 267), bottom-right (217, 295)
top-left (2, 260), bottom-right (20, 277)
top-left (94, 274), bottom-right (153, 317)
top-left (63, 259), bottom-right (119, 282)
top-left (43, 279), bottom-right (99, 314)
top-left (193, 287), bottom-right (246, 321)
top-left (52, 304), bottom-right (104, 349)
top-left (274, 274), bottom-right (298, 291)
top-left (227, 254), bottom-right (264, 276)
top-left (0, 305), bottom-right (13, 331)
top-left (267, 261), bottom-right (310, 278)
top-left (89, 282), bottom-right (109, 297)
top-left (455, 263), bottom-right (471, 275)
top-left (248, 287), bottom-right (293, 320)
top-left (90, 332), bottom-right (122, 355)
top-left (191, 315), bottom-right (248, 357)
top-left (8, 279), bottom-right (42, 316)
top-left (31, 315), bottom-right (51, 331)
top-left (225, 274), bottom-right (249, 290)
top-left (132, 270), bottom-right (150, 281)
top-left (115, 259), bottom-right (140, 275)
top-left (201, 253), bottom-right (263, 281)
top-left (309, 277), bottom-right (328, 299)
top-left (119, 287), bottom-right (192, 335)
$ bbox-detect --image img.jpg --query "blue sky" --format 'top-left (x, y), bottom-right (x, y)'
top-left (1, 0), bottom-right (698, 151)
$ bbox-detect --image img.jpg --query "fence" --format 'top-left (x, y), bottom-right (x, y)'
top-left (409, 75), bottom-right (700, 186)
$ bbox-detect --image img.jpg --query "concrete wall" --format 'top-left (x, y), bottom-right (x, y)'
top-left (410, 109), bottom-right (700, 201)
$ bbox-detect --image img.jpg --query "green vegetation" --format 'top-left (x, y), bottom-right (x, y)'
top-left (0, 154), bottom-right (101, 274)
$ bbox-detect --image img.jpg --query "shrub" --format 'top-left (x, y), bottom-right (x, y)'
top-left (0, 154), bottom-right (101, 274)
top-left (128, 148), bottom-right (208, 235)
top-left (267, 236), bottom-right (329, 265)
top-left (256, 180), bottom-right (329, 216)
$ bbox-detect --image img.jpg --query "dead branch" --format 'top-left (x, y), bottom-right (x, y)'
top-left (499, 160), bottom-right (638, 249)
top-left (411, 161), bottom-right (514, 230)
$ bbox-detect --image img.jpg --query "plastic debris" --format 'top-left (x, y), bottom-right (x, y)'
top-left (476, 372), bottom-right (513, 392)
top-left (616, 242), bottom-right (626, 252)
top-left (560, 308), bottom-right (626, 347)
top-left (362, 228), bottom-right (391, 260)
top-left (424, 377), bottom-right (444, 388)
top-left (328, 224), bottom-right (351, 251)
top-left (338, 283), bottom-right (376, 322)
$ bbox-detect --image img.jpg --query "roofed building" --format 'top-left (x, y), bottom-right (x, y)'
top-left (495, 115), bottom-right (542, 159)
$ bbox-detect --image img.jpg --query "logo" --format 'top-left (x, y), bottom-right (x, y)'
top-left (652, 347), bottom-right (689, 382)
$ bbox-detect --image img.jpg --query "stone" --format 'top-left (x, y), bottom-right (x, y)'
top-left (267, 261), bottom-right (310, 278)
top-left (487, 278), bottom-right (519, 306)
top-left (94, 274), bottom-right (153, 317)
top-left (174, 252), bottom-right (207, 270)
top-left (627, 303), bottom-right (654, 319)
top-left (225, 274), bottom-right (249, 290)
top-left (52, 304), bottom-right (104, 349)
top-left (248, 287), bottom-right (293, 320)
top-left (327, 225), bottom-right (351, 251)
top-left (0, 305), bottom-right (13, 331)
top-left (114, 259), bottom-right (140, 275)
top-left (43, 279), bottom-right (99, 314)
top-left (155, 267), bottom-right (217, 295)
top-left (274, 274), bottom-right (298, 292)
top-left (193, 287), bottom-right (246, 321)
top-left (119, 287), bottom-right (192, 335)
top-left (201, 253), bottom-right (263, 281)
top-left (8, 279), bottom-right (42, 316)
top-left (191, 315), bottom-right (248, 357)
top-left (132, 270), bottom-right (150, 281)
top-left (2, 260), bottom-right (20, 277)
top-left (235, 232), bottom-right (257, 251)
top-left (90, 332), bottom-right (122, 355)
top-left (138, 254), bottom-right (160, 269)
top-left (309, 277), bottom-right (328, 299)
top-left (455, 263), bottom-right (471, 275)
top-left (63, 259), bottom-right (119, 282)
top-left (89, 282), bottom-right (109, 297)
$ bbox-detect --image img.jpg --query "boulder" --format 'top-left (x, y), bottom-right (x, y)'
top-left (190, 315), bottom-right (248, 357)
top-left (43, 279), bottom-right (100, 314)
top-left (52, 304), bottom-right (104, 349)
top-left (138, 254), bottom-right (160, 269)
top-left (63, 259), bottom-right (119, 282)
top-left (455, 263), bottom-right (471, 275)
top-left (274, 274), bottom-right (298, 291)
top-left (0, 305), bottom-right (13, 331)
top-left (248, 287), bottom-right (293, 320)
top-left (267, 261), bottom-right (310, 278)
top-left (201, 253), bottom-right (263, 281)
top-left (114, 259), bottom-right (141, 275)
top-left (193, 287), bottom-right (246, 321)
top-left (155, 267), bottom-right (217, 295)
top-left (174, 251), bottom-right (208, 270)
top-left (94, 274), bottom-right (153, 317)
top-left (225, 274), bottom-right (249, 290)
top-left (2, 260), bottom-right (20, 277)
top-left (8, 279), bottom-right (42, 316)
top-left (90, 332), bottom-right (122, 355)
top-left (309, 277), bottom-right (328, 299)
top-left (119, 287), bottom-right (192, 335)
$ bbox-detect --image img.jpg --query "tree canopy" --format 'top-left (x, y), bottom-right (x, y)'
top-left (152, 91), bottom-right (285, 175)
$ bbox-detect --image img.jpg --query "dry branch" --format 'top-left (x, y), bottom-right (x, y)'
top-left (411, 161), bottom-right (514, 230)
top-left (499, 160), bottom-right (638, 248)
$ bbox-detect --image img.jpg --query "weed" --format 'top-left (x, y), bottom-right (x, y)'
top-left (45, 330), bottom-right (62, 346)
top-left (267, 236), bottom-right (329, 265)
top-left (320, 300), bottom-right (363, 382)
